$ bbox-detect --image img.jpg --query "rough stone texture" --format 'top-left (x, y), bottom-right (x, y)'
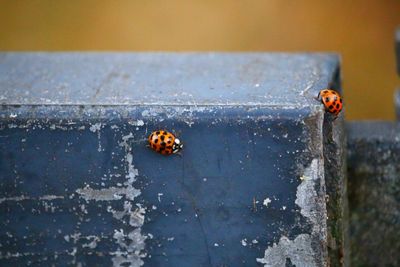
top-left (323, 115), bottom-right (348, 267)
top-left (347, 122), bottom-right (400, 267)
top-left (0, 53), bottom-right (345, 266)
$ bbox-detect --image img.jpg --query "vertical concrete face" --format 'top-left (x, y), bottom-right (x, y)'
top-left (347, 122), bottom-right (400, 267)
top-left (0, 53), bottom-right (343, 266)
top-left (321, 69), bottom-right (349, 266)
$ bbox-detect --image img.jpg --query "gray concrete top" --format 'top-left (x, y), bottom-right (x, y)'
top-left (347, 121), bottom-right (400, 141)
top-left (0, 52), bottom-right (339, 107)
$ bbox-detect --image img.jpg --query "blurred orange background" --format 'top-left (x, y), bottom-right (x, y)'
top-left (0, 0), bottom-right (399, 120)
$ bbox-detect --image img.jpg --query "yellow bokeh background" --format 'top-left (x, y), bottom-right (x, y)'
top-left (1, 0), bottom-right (399, 120)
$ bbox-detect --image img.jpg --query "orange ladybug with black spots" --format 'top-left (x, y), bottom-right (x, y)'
top-left (148, 130), bottom-right (183, 155)
top-left (317, 89), bottom-right (343, 117)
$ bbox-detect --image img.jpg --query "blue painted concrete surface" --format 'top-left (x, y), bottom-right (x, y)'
top-left (0, 53), bottom-right (342, 266)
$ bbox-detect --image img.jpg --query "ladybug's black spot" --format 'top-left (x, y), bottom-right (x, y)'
top-left (336, 104), bottom-right (340, 109)
top-left (160, 135), bottom-right (165, 141)
top-left (323, 90), bottom-right (329, 94)
top-left (325, 97), bottom-right (330, 102)
top-left (167, 140), bottom-right (172, 144)
top-left (159, 147), bottom-right (165, 152)
top-left (333, 96), bottom-right (338, 101)
top-left (329, 105), bottom-right (334, 110)
top-left (160, 142), bottom-right (166, 147)
top-left (154, 139), bottom-right (159, 144)
top-left (340, 98), bottom-right (343, 103)
top-left (166, 145), bottom-right (172, 149)
top-left (152, 144), bottom-right (156, 149)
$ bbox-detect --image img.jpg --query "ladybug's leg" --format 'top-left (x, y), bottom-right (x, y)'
top-left (315, 91), bottom-right (321, 101)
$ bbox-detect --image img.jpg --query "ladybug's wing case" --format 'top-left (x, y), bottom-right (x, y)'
top-left (149, 131), bottom-right (160, 150)
top-left (149, 130), bottom-right (175, 155)
top-left (320, 90), bottom-right (342, 116)
top-left (333, 102), bottom-right (343, 115)
top-left (161, 133), bottom-right (175, 155)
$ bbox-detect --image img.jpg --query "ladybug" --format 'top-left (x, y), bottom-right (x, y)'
top-left (317, 89), bottom-right (343, 117)
top-left (148, 130), bottom-right (183, 155)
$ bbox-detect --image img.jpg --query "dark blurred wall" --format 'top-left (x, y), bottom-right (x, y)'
top-left (0, 0), bottom-right (399, 120)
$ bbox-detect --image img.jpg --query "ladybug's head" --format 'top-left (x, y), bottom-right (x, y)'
top-left (172, 138), bottom-right (183, 154)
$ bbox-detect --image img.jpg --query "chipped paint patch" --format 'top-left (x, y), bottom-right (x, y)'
top-left (76, 186), bottom-right (140, 202)
top-left (128, 120), bottom-right (144, 127)
top-left (110, 134), bottom-right (147, 266)
top-left (111, 227), bottom-right (147, 267)
top-left (256, 234), bottom-right (316, 267)
top-left (82, 236), bottom-right (101, 249)
top-left (89, 123), bottom-right (102, 133)
top-left (64, 233), bottom-right (100, 249)
top-left (257, 159), bottom-right (327, 267)
top-left (295, 159), bottom-right (326, 235)
top-left (107, 201), bottom-right (145, 228)
top-left (73, 133), bottom-right (147, 266)
top-left (89, 123), bottom-right (103, 152)
top-left (0, 195), bottom-right (64, 204)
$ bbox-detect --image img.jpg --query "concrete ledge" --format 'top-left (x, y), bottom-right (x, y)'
top-left (0, 53), bottom-right (344, 266)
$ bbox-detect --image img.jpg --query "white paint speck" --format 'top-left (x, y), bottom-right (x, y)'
top-left (89, 123), bottom-right (102, 133)
top-left (263, 198), bottom-right (272, 207)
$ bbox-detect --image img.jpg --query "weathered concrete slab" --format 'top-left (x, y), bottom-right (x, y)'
top-left (0, 53), bottom-right (345, 266)
top-left (347, 122), bottom-right (400, 267)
